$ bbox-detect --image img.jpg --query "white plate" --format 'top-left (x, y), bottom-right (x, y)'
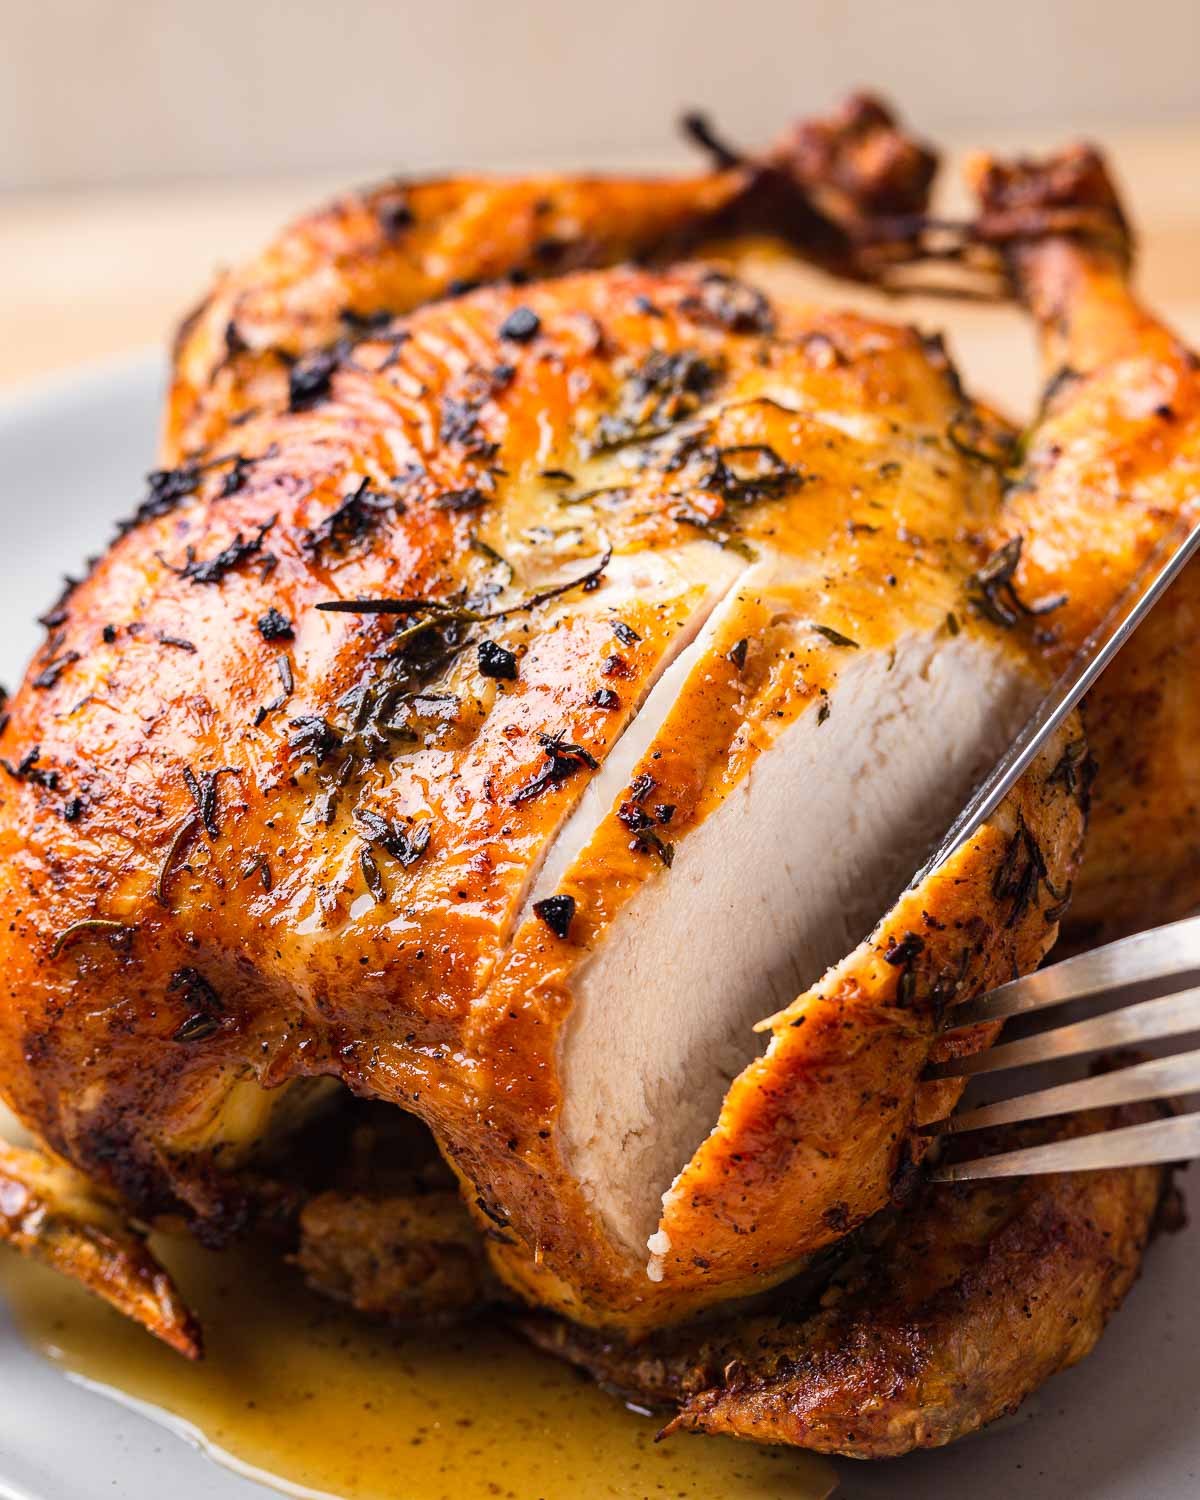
top-left (0, 355), bottom-right (1197, 1500)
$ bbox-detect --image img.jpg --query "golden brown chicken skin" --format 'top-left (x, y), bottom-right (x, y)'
top-left (958, 145), bottom-right (1200, 945)
top-left (0, 256), bottom-right (1075, 1331)
top-left (2, 118), bottom-right (1197, 1345)
top-left (524, 1101), bottom-right (1169, 1458)
top-left (166, 93), bottom-right (936, 463)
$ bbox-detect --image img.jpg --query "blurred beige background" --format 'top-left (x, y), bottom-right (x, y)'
top-left (3, 0), bottom-right (1200, 404)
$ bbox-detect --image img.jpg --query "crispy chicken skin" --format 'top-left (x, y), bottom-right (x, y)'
top-left (0, 1141), bottom-right (200, 1357)
top-left (166, 93), bottom-right (936, 464)
top-left (967, 148), bottom-right (1200, 945)
top-left (0, 252), bottom-right (1075, 1329)
top-left (0, 103), bottom-right (1194, 1358)
top-left (524, 1102), bottom-right (1169, 1458)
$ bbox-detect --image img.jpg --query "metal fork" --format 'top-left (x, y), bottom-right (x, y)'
top-left (924, 913), bottom-right (1200, 1181)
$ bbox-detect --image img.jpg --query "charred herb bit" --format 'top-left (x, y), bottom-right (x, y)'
top-left (155, 814), bottom-right (200, 907)
top-left (968, 536), bottom-right (1024, 627)
top-left (220, 455), bottom-right (253, 498)
top-left (882, 929), bottom-right (923, 1007)
top-left (1047, 737), bottom-right (1092, 799)
top-left (354, 808), bottom-right (432, 868)
top-left (533, 893), bottom-right (576, 939)
top-left (288, 716), bottom-right (341, 767)
top-left (966, 535), bottom-right (1067, 630)
top-left (304, 478), bottom-right (393, 556)
top-left (816, 699), bottom-right (831, 726)
top-left (32, 650), bottom-right (80, 690)
top-left (156, 633), bottom-right (196, 653)
top-left (167, 966), bottom-right (221, 1017)
top-left (612, 620), bottom-right (641, 647)
top-left (680, 271), bottom-right (774, 335)
top-left (240, 852), bottom-right (273, 892)
top-left (591, 687), bottom-right (620, 710)
top-left (38, 575), bottom-right (84, 631)
top-left (945, 611), bottom-right (960, 637)
top-left (702, 444), bottom-right (803, 505)
top-left (2, 744), bottom-right (59, 789)
top-left (253, 654), bottom-right (295, 726)
top-left (182, 765), bottom-right (234, 841)
top-left (224, 319), bottom-right (248, 356)
top-left (316, 546), bottom-right (612, 622)
top-left (992, 815), bottom-right (1052, 928)
top-left (360, 847), bottom-right (387, 904)
top-left (377, 193), bottom-right (414, 237)
top-left (812, 624), bottom-right (860, 649)
top-left (628, 772), bottom-right (656, 804)
top-left (434, 486), bottom-right (488, 514)
top-left (257, 607), bottom-right (295, 642)
top-left (0, 683), bottom-right (8, 737)
top-left (541, 469), bottom-right (576, 484)
top-left (510, 732), bottom-right (598, 807)
top-left (274, 654), bottom-right (295, 697)
top-left (726, 637), bottom-right (749, 672)
top-left (173, 1013), bottom-right (221, 1043)
top-left (117, 463), bottom-right (205, 535)
top-left (947, 410), bottom-right (1018, 471)
top-left (289, 347), bottom-right (340, 411)
top-left (477, 640), bottom-right (518, 680)
top-left (619, 775), bottom-right (675, 866)
top-left (498, 306), bottom-right (541, 343)
top-left (62, 795), bottom-right (85, 823)
top-left (884, 931), bottom-right (925, 967)
top-left (590, 350), bottom-right (720, 454)
top-left (49, 918), bottom-right (132, 960)
top-left (618, 799), bottom-right (675, 867)
top-left (440, 396), bottom-right (499, 460)
top-left (162, 516), bottom-right (277, 587)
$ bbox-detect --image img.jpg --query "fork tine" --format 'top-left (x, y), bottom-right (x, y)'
top-left (923, 1046), bottom-right (1200, 1135)
top-left (927, 985), bottom-right (1200, 1079)
top-left (944, 913), bottom-right (1200, 1030)
top-left (928, 1110), bottom-right (1200, 1182)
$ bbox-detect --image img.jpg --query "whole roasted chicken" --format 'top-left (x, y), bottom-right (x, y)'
top-left (0, 97), bottom-right (1191, 1454)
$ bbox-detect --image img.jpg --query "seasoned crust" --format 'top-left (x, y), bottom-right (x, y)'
top-left (522, 1102), bottom-right (1169, 1458)
top-left (165, 96), bottom-right (936, 464)
top-left (0, 257), bottom-right (1071, 1330)
top-left (967, 148), bottom-right (1200, 945)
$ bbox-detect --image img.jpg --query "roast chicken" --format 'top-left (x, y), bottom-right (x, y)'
top-left (0, 96), bottom-right (1192, 1455)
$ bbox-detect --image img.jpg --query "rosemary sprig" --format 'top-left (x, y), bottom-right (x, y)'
top-left (315, 546), bottom-right (612, 622)
top-left (50, 918), bottom-right (132, 960)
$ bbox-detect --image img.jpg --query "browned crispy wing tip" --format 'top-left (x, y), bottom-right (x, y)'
top-left (965, 142), bottom-right (1132, 263)
top-left (0, 1142), bottom-right (202, 1359)
top-left (768, 91), bottom-right (939, 222)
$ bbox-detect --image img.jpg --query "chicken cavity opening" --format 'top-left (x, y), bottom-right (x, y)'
top-left (557, 628), bottom-right (1038, 1266)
